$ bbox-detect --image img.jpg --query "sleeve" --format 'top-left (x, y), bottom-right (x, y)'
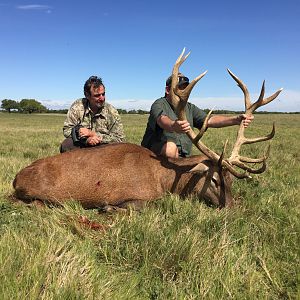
top-left (148, 99), bottom-right (168, 130)
top-left (191, 103), bottom-right (207, 129)
top-left (62, 104), bottom-right (81, 138)
top-left (99, 107), bottom-right (126, 143)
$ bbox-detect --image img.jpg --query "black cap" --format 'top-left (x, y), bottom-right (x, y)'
top-left (166, 74), bottom-right (189, 87)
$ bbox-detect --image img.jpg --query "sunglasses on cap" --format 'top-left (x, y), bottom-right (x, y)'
top-left (166, 75), bottom-right (189, 87)
top-left (178, 76), bottom-right (189, 85)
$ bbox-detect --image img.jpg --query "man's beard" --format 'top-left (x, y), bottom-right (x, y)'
top-left (95, 101), bottom-right (104, 108)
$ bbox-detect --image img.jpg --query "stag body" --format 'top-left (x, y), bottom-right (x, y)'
top-left (13, 143), bottom-right (232, 209)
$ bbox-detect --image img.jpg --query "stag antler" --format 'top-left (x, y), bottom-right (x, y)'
top-left (169, 48), bottom-right (220, 163)
top-left (226, 69), bottom-right (283, 175)
top-left (169, 48), bottom-right (283, 178)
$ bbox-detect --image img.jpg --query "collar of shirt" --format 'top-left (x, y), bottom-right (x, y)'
top-left (84, 99), bottom-right (107, 118)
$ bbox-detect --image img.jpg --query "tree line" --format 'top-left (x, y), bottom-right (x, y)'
top-left (0, 99), bottom-right (150, 114)
top-left (1, 99), bottom-right (298, 115)
top-left (1, 99), bottom-right (47, 114)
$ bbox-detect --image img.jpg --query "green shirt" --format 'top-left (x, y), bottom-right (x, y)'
top-left (141, 97), bottom-right (206, 156)
top-left (63, 98), bottom-right (125, 143)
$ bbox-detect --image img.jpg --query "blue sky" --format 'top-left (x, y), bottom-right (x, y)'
top-left (0, 0), bottom-right (299, 112)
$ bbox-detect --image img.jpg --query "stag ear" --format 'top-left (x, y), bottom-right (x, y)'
top-left (188, 163), bottom-right (209, 174)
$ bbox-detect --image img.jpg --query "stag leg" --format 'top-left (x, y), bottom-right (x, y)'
top-left (98, 205), bottom-right (127, 213)
top-left (118, 200), bottom-right (147, 211)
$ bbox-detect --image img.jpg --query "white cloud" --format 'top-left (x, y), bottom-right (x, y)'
top-left (41, 89), bottom-right (299, 113)
top-left (108, 89), bottom-right (299, 113)
top-left (42, 100), bottom-right (72, 110)
top-left (110, 99), bottom-right (153, 111)
top-left (16, 4), bottom-right (52, 13)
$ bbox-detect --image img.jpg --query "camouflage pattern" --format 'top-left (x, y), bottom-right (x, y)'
top-left (63, 98), bottom-right (125, 143)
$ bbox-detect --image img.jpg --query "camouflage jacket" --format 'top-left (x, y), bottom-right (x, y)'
top-left (63, 98), bottom-right (125, 143)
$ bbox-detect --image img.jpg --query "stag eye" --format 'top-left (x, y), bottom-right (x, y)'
top-left (211, 176), bottom-right (219, 187)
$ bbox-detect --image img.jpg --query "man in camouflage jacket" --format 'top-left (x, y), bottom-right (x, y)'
top-left (60, 76), bottom-right (125, 153)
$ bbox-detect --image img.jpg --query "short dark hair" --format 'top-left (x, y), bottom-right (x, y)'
top-left (84, 76), bottom-right (105, 98)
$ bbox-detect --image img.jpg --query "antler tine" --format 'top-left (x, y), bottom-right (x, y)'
top-left (250, 84), bottom-right (283, 113)
top-left (171, 48), bottom-right (190, 90)
top-left (170, 48), bottom-right (190, 110)
top-left (222, 161), bottom-right (251, 179)
top-left (194, 109), bottom-right (213, 143)
top-left (175, 47), bottom-right (191, 66)
top-left (227, 69), bottom-right (251, 111)
top-left (231, 160), bottom-right (267, 174)
top-left (257, 80), bottom-right (266, 103)
top-left (218, 140), bottom-right (228, 167)
top-left (176, 71), bottom-right (208, 103)
top-left (262, 88), bottom-right (283, 105)
top-left (243, 123), bottom-right (275, 145)
top-left (239, 143), bottom-right (271, 163)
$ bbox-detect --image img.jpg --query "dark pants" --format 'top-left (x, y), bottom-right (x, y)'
top-left (60, 137), bottom-right (80, 153)
top-left (149, 141), bottom-right (188, 158)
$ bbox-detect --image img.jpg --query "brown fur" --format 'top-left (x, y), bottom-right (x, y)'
top-left (13, 143), bottom-right (234, 209)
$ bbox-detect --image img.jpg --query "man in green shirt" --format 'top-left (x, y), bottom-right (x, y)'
top-left (141, 73), bottom-right (253, 158)
top-left (60, 76), bottom-right (125, 153)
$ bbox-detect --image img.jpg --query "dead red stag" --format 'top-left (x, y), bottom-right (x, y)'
top-left (13, 49), bottom-right (283, 210)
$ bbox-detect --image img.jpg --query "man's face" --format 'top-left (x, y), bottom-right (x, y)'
top-left (88, 85), bottom-right (106, 108)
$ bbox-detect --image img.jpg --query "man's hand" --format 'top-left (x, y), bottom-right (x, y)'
top-left (171, 120), bottom-right (191, 133)
top-left (86, 135), bottom-right (102, 146)
top-left (237, 114), bottom-right (254, 128)
top-left (78, 128), bottom-right (102, 145)
top-left (79, 127), bottom-right (92, 138)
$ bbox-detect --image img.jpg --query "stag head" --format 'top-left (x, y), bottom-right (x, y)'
top-left (169, 48), bottom-right (283, 207)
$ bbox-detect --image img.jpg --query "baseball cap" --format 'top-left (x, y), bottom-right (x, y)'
top-left (166, 73), bottom-right (189, 87)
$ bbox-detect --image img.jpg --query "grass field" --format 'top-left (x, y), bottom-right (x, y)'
top-left (0, 112), bottom-right (299, 299)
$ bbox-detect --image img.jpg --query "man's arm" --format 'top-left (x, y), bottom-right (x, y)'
top-left (157, 115), bottom-right (191, 133)
top-left (157, 113), bottom-right (254, 133)
top-left (78, 117), bottom-right (125, 145)
top-left (100, 116), bottom-right (125, 143)
top-left (96, 107), bottom-right (125, 144)
top-left (208, 114), bottom-right (254, 128)
top-left (63, 107), bottom-right (81, 138)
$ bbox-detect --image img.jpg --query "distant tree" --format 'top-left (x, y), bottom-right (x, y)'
top-left (117, 109), bottom-right (127, 114)
top-left (46, 109), bottom-right (68, 114)
top-left (137, 109), bottom-right (149, 114)
top-left (1, 99), bottom-right (19, 113)
top-left (19, 99), bottom-right (47, 114)
top-left (127, 109), bottom-right (137, 114)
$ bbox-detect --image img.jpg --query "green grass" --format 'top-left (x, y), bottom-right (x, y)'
top-left (0, 112), bottom-right (299, 299)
